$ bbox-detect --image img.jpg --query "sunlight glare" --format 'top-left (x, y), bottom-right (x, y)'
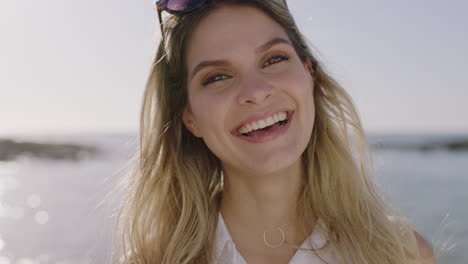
top-left (34, 211), bottom-right (49, 225)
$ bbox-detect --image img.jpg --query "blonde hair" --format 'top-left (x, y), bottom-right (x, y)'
top-left (116, 0), bottom-right (424, 263)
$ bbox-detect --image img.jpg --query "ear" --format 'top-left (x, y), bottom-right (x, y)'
top-left (305, 58), bottom-right (314, 74)
top-left (182, 106), bottom-right (202, 138)
top-left (305, 58), bottom-right (315, 91)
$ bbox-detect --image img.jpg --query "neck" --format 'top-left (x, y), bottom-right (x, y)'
top-left (219, 158), bottom-right (303, 234)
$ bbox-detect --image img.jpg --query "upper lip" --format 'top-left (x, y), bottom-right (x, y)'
top-left (231, 109), bottom-right (292, 135)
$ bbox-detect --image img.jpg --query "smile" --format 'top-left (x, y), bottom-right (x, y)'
top-left (238, 111), bottom-right (288, 135)
top-left (232, 111), bottom-right (293, 143)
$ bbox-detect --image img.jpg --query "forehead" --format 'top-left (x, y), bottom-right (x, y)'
top-left (186, 5), bottom-right (289, 67)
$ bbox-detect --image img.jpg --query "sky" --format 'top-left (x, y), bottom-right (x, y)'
top-left (0, 0), bottom-right (467, 136)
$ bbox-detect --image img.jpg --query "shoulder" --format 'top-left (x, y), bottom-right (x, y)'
top-left (387, 216), bottom-right (436, 263)
top-left (413, 230), bottom-right (436, 264)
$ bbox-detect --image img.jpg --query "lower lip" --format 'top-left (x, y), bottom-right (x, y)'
top-left (234, 111), bottom-right (294, 143)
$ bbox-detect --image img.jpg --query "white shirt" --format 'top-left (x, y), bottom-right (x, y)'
top-left (213, 212), bottom-right (337, 264)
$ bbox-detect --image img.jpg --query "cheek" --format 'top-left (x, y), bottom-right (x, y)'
top-left (190, 94), bottom-right (230, 135)
top-left (291, 69), bottom-right (315, 128)
top-left (288, 67), bottom-right (315, 106)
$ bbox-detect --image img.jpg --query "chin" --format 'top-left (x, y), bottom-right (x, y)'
top-left (244, 150), bottom-right (302, 176)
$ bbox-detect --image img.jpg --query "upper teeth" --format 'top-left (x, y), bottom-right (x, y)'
top-left (238, 112), bottom-right (287, 134)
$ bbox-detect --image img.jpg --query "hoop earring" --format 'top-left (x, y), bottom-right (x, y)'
top-left (263, 227), bottom-right (285, 248)
top-left (220, 170), bottom-right (224, 192)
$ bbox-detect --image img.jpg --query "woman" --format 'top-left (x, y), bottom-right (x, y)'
top-left (116, 0), bottom-right (436, 263)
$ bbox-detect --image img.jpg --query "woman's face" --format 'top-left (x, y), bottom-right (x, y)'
top-left (183, 4), bottom-right (315, 176)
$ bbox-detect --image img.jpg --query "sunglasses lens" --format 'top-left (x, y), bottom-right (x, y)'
top-left (167, 0), bottom-right (206, 12)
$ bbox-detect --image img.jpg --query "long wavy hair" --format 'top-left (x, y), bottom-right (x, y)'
top-left (115, 0), bottom-right (424, 263)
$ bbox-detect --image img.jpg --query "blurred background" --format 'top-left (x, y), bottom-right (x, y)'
top-left (0, 0), bottom-right (467, 263)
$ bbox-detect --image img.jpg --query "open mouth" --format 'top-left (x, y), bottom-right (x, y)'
top-left (237, 111), bottom-right (290, 137)
top-left (240, 119), bottom-right (288, 137)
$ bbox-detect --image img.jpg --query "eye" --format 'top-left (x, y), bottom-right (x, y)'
top-left (263, 54), bottom-right (289, 67)
top-left (202, 73), bottom-right (231, 86)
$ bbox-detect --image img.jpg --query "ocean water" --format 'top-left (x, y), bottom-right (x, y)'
top-left (373, 150), bottom-right (468, 263)
top-left (0, 133), bottom-right (466, 263)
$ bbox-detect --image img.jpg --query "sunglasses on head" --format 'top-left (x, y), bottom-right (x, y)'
top-left (155, 0), bottom-right (288, 41)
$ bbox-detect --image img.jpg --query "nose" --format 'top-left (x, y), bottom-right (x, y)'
top-left (236, 74), bottom-right (275, 105)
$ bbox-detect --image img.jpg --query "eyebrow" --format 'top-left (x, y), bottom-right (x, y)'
top-left (190, 37), bottom-right (292, 80)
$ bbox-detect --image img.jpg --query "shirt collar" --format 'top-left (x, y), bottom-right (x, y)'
top-left (214, 211), bottom-right (231, 253)
top-left (213, 212), bottom-right (239, 263)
